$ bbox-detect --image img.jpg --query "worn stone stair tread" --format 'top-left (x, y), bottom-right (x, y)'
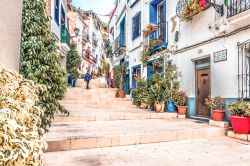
top-left (46, 119), bottom-right (227, 152)
top-left (44, 136), bottom-right (250, 166)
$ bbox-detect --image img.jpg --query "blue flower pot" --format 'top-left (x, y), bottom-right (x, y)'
top-left (165, 101), bottom-right (177, 112)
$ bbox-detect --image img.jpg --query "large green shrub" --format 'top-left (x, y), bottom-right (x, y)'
top-left (0, 67), bottom-right (47, 165)
top-left (113, 64), bottom-right (126, 90)
top-left (20, 0), bottom-right (67, 132)
top-left (67, 48), bottom-right (82, 79)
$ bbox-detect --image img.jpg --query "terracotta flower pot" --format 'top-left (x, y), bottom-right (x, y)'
top-left (140, 103), bottom-right (148, 109)
top-left (154, 102), bottom-right (164, 113)
top-left (177, 106), bottom-right (187, 115)
top-left (118, 90), bottom-right (125, 98)
top-left (212, 110), bottom-right (225, 121)
top-left (230, 116), bottom-right (250, 134)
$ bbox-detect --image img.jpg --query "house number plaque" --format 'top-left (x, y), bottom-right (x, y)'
top-left (213, 49), bottom-right (227, 63)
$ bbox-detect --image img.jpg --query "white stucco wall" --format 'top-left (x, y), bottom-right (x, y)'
top-left (0, 0), bottom-right (23, 71)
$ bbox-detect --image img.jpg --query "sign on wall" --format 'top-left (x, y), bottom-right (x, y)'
top-left (213, 49), bottom-right (227, 63)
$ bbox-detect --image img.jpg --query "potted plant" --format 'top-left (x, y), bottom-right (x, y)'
top-left (143, 24), bottom-right (157, 37)
top-left (205, 96), bottom-right (226, 121)
top-left (139, 50), bottom-right (149, 67)
top-left (174, 91), bottom-right (188, 115)
top-left (164, 64), bottom-right (181, 112)
top-left (113, 64), bottom-right (126, 98)
top-left (180, 0), bottom-right (207, 21)
top-left (132, 78), bottom-right (149, 109)
top-left (148, 72), bottom-right (168, 113)
top-left (228, 100), bottom-right (250, 134)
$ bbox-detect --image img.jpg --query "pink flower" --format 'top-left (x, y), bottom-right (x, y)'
top-left (199, 0), bottom-right (207, 8)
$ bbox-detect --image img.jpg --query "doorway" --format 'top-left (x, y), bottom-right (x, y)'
top-left (196, 67), bottom-right (211, 116)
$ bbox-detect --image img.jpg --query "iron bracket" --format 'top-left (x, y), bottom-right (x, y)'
top-left (206, 0), bottom-right (224, 16)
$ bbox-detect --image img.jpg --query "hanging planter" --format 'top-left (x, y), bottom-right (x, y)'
top-left (143, 24), bottom-right (157, 37)
top-left (179, 0), bottom-right (208, 21)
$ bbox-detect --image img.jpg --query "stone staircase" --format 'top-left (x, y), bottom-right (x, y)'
top-left (45, 78), bottom-right (227, 153)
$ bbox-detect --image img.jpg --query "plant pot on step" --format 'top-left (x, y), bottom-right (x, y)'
top-left (177, 106), bottom-right (187, 115)
top-left (230, 116), bottom-right (250, 134)
top-left (212, 110), bottom-right (225, 121)
top-left (140, 103), bottom-right (148, 109)
top-left (154, 101), bottom-right (164, 113)
top-left (118, 90), bottom-right (125, 98)
top-left (166, 101), bottom-right (177, 112)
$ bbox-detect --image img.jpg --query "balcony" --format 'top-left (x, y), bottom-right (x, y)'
top-left (82, 32), bottom-right (89, 43)
top-left (143, 21), bottom-right (168, 55)
top-left (92, 38), bottom-right (98, 47)
top-left (83, 50), bottom-right (96, 64)
top-left (227, 0), bottom-right (250, 18)
top-left (114, 33), bottom-right (126, 56)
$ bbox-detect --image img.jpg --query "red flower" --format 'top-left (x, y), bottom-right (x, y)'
top-left (199, 0), bottom-right (207, 8)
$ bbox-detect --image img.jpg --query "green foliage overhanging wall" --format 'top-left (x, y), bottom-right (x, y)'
top-left (20, 0), bottom-right (67, 132)
top-left (67, 48), bottom-right (82, 79)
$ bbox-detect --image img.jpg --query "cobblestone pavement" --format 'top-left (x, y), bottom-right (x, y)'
top-left (44, 136), bottom-right (250, 166)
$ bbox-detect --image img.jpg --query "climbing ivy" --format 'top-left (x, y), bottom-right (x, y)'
top-left (20, 0), bottom-right (67, 132)
top-left (66, 47), bottom-right (82, 79)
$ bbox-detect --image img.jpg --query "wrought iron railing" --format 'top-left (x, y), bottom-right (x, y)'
top-left (114, 33), bottom-right (126, 53)
top-left (238, 39), bottom-right (250, 99)
top-left (227, 0), bottom-right (250, 18)
top-left (61, 28), bottom-right (70, 47)
top-left (143, 21), bottom-right (168, 54)
top-left (82, 31), bottom-right (89, 42)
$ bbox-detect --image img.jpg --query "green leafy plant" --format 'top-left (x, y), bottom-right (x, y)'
top-left (0, 67), bottom-right (47, 165)
top-left (228, 100), bottom-right (250, 116)
top-left (104, 39), bottom-right (113, 57)
top-left (205, 96), bottom-right (226, 110)
top-left (102, 60), bottom-right (110, 77)
top-left (113, 64), bottom-right (126, 90)
top-left (20, 0), bottom-right (67, 132)
top-left (139, 50), bottom-right (149, 67)
top-left (174, 91), bottom-right (188, 106)
top-left (67, 47), bottom-right (82, 79)
top-left (132, 78), bottom-right (149, 106)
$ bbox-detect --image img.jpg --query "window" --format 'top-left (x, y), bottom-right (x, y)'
top-left (132, 12), bottom-right (141, 40)
top-left (54, 0), bottom-right (60, 25)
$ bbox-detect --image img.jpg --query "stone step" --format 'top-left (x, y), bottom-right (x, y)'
top-left (59, 100), bottom-right (133, 105)
top-left (46, 119), bottom-right (227, 152)
top-left (53, 112), bottom-right (178, 123)
top-left (62, 96), bottom-right (131, 101)
top-left (44, 137), bottom-right (250, 166)
top-left (62, 104), bottom-right (137, 111)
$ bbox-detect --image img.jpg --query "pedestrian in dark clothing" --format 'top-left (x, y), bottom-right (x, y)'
top-left (84, 71), bottom-right (92, 89)
top-left (68, 74), bottom-right (73, 87)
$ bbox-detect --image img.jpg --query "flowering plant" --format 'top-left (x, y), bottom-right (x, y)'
top-left (143, 24), bottom-right (157, 37)
top-left (228, 100), bottom-right (250, 116)
top-left (205, 96), bottom-right (226, 110)
top-left (180, 0), bottom-right (207, 21)
top-left (140, 50), bottom-right (149, 67)
top-left (174, 91), bottom-right (188, 106)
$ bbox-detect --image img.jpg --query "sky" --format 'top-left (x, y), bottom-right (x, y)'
top-left (72, 0), bottom-right (115, 23)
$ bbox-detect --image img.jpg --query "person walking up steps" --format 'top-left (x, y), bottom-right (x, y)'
top-left (84, 70), bottom-right (92, 89)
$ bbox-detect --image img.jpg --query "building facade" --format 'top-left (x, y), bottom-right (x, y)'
top-left (49, 0), bottom-right (71, 68)
top-left (108, 0), bottom-right (250, 120)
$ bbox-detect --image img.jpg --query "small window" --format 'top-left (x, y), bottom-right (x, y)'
top-left (132, 12), bottom-right (141, 40)
top-left (54, 0), bottom-right (60, 25)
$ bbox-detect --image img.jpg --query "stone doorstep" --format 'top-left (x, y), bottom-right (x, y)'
top-left (209, 120), bottom-right (229, 128)
top-left (53, 113), bottom-right (178, 123)
top-left (178, 115), bottom-right (186, 119)
top-left (227, 130), bottom-right (250, 142)
top-left (46, 128), bottom-right (227, 152)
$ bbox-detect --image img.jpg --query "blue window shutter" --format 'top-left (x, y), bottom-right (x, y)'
top-left (54, 0), bottom-right (60, 25)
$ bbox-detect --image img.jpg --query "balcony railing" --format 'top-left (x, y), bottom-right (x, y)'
top-left (82, 32), bottom-right (89, 43)
top-left (83, 50), bottom-right (96, 63)
top-left (143, 21), bottom-right (168, 55)
top-left (61, 28), bottom-right (70, 47)
top-left (92, 38), bottom-right (98, 47)
top-left (114, 33), bottom-right (126, 55)
top-left (227, 0), bottom-right (250, 18)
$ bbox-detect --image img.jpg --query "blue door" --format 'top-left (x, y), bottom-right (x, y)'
top-left (147, 62), bottom-right (153, 79)
top-left (132, 65), bottom-right (141, 89)
top-left (125, 69), bottom-right (130, 94)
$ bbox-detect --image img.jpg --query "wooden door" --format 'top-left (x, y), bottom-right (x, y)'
top-left (196, 67), bottom-right (211, 116)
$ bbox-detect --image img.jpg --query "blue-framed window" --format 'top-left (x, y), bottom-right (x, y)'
top-left (132, 12), bottom-right (141, 40)
top-left (54, 0), bottom-right (60, 25)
